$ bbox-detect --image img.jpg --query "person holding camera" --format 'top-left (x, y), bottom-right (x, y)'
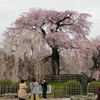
top-left (41, 79), bottom-right (47, 100)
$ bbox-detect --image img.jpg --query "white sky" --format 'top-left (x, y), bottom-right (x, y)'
top-left (0, 0), bottom-right (100, 39)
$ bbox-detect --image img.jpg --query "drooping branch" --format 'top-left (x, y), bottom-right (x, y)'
top-left (56, 13), bottom-right (72, 25)
top-left (92, 53), bottom-right (100, 69)
top-left (28, 24), bottom-right (36, 30)
top-left (58, 13), bottom-right (72, 23)
top-left (40, 27), bottom-right (46, 38)
top-left (42, 55), bottom-right (52, 63)
top-left (56, 18), bottom-right (78, 31)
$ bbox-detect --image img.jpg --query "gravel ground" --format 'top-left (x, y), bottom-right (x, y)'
top-left (0, 97), bottom-right (70, 100)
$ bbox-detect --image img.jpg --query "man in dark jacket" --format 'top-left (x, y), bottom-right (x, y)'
top-left (41, 79), bottom-right (47, 100)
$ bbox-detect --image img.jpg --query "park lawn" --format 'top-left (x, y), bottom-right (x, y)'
top-left (48, 81), bottom-right (66, 88)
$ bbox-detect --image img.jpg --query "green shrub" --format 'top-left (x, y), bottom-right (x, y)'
top-left (87, 77), bottom-right (96, 83)
top-left (64, 80), bottom-right (82, 95)
top-left (0, 80), bottom-right (12, 85)
top-left (88, 81), bottom-right (100, 94)
top-left (64, 80), bottom-right (81, 86)
top-left (25, 82), bottom-right (30, 87)
top-left (10, 81), bottom-right (20, 87)
top-left (10, 81), bottom-right (30, 87)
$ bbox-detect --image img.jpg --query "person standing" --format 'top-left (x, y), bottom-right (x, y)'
top-left (18, 79), bottom-right (28, 100)
top-left (95, 87), bottom-right (100, 100)
top-left (41, 79), bottom-right (47, 100)
top-left (30, 77), bottom-right (40, 100)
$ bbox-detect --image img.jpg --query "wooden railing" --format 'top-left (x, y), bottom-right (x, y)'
top-left (44, 74), bottom-right (82, 81)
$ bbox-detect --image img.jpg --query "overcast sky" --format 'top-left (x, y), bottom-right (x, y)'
top-left (0, 0), bottom-right (100, 39)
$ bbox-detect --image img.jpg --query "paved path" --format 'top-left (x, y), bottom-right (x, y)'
top-left (0, 98), bottom-right (70, 100)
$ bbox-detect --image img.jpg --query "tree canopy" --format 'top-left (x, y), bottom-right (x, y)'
top-left (2, 8), bottom-right (100, 81)
top-left (3, 8), bottom-right (92, 75)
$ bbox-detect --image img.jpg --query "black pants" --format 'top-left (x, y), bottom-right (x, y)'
top-left (43, 89), bottom-right (47, 99)
top-left (19, 98), bottom-right (25, 100)
top-left (34, 94), bottom-right (36, 100)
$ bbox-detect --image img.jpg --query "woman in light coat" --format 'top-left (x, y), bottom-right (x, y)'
top-left (30, 77), bottom-right (39, 100)
top-left (18, 79), bottom-right (28, 100)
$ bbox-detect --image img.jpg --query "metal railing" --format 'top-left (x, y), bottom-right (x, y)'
top-left (0, 85), bottom-right (97, 98)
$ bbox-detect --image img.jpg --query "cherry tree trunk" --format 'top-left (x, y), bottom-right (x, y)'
top-left (51, 48), bottom-right (60, 75)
